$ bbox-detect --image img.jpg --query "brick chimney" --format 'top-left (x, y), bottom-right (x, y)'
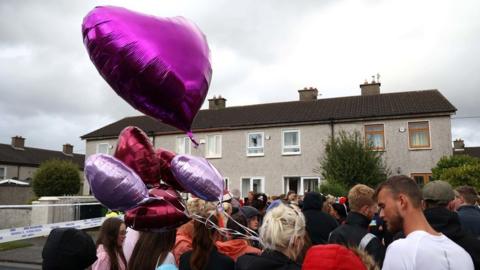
top-left (453, 139), bottom-right (465, 152)
top-left (208, 95), bottom-right (226, 110)
top-left (63, 143), bottom-right (74, 156)
top-left (11, 136), bottom-right (25, 150)
top-left (298, 87), bottom-right (318, 101)
top-left (360, 76), bottom-right (381, 95)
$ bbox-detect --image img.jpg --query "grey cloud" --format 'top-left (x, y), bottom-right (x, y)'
top-left (1, 0), bottom-right (480, 153)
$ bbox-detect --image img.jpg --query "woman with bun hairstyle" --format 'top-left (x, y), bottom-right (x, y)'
top-left (236, 203), bottom-right (306, 270)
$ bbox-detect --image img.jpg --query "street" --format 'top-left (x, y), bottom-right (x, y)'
top-left (0, 262), bottom-right (40, 270)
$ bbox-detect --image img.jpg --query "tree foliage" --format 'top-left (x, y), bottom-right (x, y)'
top-left (432, 155), bottom-right (480, 190)
top-left (316, 130), bottom-right (389, 189)
top-left (319, 181), bottom-right (348, 197)
top-left (432, 154), bottom-right (480, 179)
top-left (33, 159), bottom-right (81, 197)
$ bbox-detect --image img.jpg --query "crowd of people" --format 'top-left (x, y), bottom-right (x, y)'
top-left (41, 175), bottom-right (480, 270)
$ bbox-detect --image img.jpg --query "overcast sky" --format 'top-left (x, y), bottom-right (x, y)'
top-left (1, 0), bottom-right (479, 154)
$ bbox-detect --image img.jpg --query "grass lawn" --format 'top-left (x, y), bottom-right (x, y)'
top-left (0, 240), bottom-right (33, 251)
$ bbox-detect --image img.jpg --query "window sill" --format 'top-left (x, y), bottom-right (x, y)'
top-left (247, 153), bottom-right (265, 157)
top-left (206, 156), bottom-right (222, 159)
top-left (408, 147), bottom-right (432, 151)
top-left (368, 149), bottom-right (385, 152)
top-left (282, 152), bottom-right (301, 156)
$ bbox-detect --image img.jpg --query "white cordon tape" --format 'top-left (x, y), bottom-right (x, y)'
top-left (0, 202), bottom-right (102, 208)
top-left (0, 217), bottom-right (108, 244)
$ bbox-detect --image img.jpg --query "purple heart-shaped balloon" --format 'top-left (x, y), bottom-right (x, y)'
top-left (85, 154), bottom-right (150, 211)
top-left (82, 6), bottom-right (212, 132)
top-left (171, 154), bottom-right (224, 201)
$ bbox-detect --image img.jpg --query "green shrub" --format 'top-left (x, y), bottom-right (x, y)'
top-left (432, 155), bottom-right (480, 180)
top-left (33, 159), bottom-right (81, 197)
top-left (316, 130), bottom-right (389, 189)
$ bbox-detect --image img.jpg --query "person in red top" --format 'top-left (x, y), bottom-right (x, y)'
top-left (216, 212), bottom-right (261, 261)
top-left (302, 244), bottom-right (378, 270)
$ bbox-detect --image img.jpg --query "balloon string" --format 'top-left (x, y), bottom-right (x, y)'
top-left (187, 131), bottom-right (199, 148)
top-left (136, 190), bottom-right (261, 246)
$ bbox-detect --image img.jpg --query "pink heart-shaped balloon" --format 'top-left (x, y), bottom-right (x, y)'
top-left (82, 6), bottom-right (212, 132)
top-left (114, 126), bottom-right (160, 186)
top-left (125, 185), bottom-right (190, 231)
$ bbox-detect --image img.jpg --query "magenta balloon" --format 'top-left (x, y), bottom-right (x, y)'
top-left (82, 6), bottom-right (212, 132)
top-left (171, 155), bottom-right (224, 201)
top-left (85, 154), bottom-right (150, 211)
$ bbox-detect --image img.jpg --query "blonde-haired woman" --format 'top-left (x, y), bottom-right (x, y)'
top-left (236, 202), bottom-right (306, 270)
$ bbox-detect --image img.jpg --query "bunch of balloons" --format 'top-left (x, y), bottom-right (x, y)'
top-left (85, 126), bottom-right (224, 231)
top-left (82, 6), bottom-right (220, 231)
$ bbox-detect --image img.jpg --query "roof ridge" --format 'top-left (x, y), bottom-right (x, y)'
top-left (0, 143), bottom-right (85, 157)
top-left (109, 90), bottom-right (442, 116)
top-left (81, 89), bottom-right (456, 139)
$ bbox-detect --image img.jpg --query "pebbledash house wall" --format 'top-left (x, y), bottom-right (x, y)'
top-left (82, 115), bottom-right (452, 196)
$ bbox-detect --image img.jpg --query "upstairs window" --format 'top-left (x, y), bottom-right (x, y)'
top-left (0, 167), bottom-right (5, 180)
top-left (282, 130), bottom-right (300, 155)
top-left (96, 143), bottom-right (110, 154)
top-left (206, 135), bottom-right (222, 158)
top-left (365, 124), bottom-right (385, 150)
top-left (247, 132), bottom-right (264, 156)
top-left (408, 121), bottom-right (430, 148)
top-left (176, 137), bottom-right (191, 154)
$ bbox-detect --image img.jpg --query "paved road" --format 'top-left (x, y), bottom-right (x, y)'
top-left (0, 262), bottom-right (40, 270)
top-left (0, 230), bottom-right (98, 268)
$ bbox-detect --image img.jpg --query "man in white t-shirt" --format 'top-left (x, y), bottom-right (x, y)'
top-left (375, 175), bottom-right (473, 270)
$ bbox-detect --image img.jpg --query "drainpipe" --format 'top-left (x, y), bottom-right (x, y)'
top-left (149, 131), bottom-right (156, 147)
top-left (329, 118), bottom-right (335, 142)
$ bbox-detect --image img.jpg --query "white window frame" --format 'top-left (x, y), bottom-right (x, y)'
top-left (206, 134), bottom-right (222, 158)
top-left (282, 129), bottom-right (301, 155)
top-left (364, 123), bottom-right (386, 151)
top-left (240, 176), bottom-right (265, 198)
top-left (301, 177), bottom-right (321, 195)
top-left (0, 166), bottom-right (6, 180)
top-left (283, 176), bottom-right (321, 196)
top-left (246, 132), bottom-right (265, 157)
top-left (407, 120), bottom-right (432, 150)
top-left (176, 137), bottom-right (191, 154)
top-left (96, 143), bottom-right (110, 154)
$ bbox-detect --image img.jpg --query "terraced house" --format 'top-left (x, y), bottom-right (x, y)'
top-left (0, 136), bottom-right (84, 204)
top-left (81, 81), bottom-right (456, 197)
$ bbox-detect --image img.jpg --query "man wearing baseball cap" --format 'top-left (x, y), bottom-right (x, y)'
top-left (423, 180), bottom-right (480, 269)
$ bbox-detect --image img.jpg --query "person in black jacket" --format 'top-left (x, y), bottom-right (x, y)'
top-left (236, 203), bottom-right (306, 270)
top-left (301, 192), bottom-right (338, 244)
top-left (180, 215), bottom-right (234, 270)
top-left (423, 180), bottom-right (480, 269)
top-left (329, 184), bottom-right (385, 267)
top-left (455, 185), bottom-right (480, 238)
